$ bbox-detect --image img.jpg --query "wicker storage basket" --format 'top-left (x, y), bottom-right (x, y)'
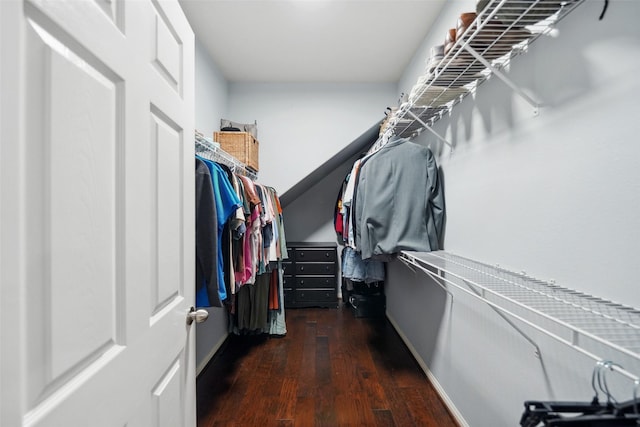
top-left (213, 131), bottom-right (259, 171)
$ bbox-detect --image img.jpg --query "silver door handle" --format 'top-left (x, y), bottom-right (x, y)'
top-left (186, 307), bottom-right (209, 325)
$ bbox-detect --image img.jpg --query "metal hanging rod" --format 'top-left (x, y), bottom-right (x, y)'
top-left (195, 133), bottom-right (258, 181)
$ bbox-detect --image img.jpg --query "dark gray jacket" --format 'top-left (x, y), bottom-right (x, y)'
top-left (354, 137), bottom-right (444, 260)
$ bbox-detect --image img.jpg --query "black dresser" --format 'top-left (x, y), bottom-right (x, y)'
top-left (283, 242), bottom-right (338, 308)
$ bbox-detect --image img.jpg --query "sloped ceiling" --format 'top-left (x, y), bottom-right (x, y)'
top-left (279, 120), bottom-right (381, 207)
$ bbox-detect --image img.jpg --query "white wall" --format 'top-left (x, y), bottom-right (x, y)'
top-left (386, 0), bottom-right (640, 425)
top-left (283, 151), bottom-right (361, 243)
top-left (228, 83), bottom-right (395, 245)
top-left (194, 39), bottom-right (231, 372)
top-left (227, 82), bottom-right (396, 195)
top-left (195, 39), bottom-right (228, 137)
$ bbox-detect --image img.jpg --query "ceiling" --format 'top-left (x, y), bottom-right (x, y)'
top-left (179, 0), bottom-right (447, 84)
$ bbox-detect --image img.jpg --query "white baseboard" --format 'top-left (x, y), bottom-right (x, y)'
top-left (196, 332), bottom-right (229, 377)
top-left (385, 311), bottom-right (469, 427)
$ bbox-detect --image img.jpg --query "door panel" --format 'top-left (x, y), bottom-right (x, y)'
top-left (22, 10), bottom-right (126, 411)
top-left (153, 12), bottom-right (182, 91)
top-left (152, 356), bottom-right (184, 427)
top-left (151, 108), bottom-right (184, 317)
top-left (46, 31), bottom-right (120, 386)
top-left (93, 0), bottom-right (125, 33)
top-left (1, 0), bottom-right (195, 425)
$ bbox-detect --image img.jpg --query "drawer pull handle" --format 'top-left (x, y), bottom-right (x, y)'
top-left (300, 266), bottom-right (304, 271)
top-left (300, 252), bottom-right (304, 257)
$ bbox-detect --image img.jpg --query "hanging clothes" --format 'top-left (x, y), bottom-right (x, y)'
top-left (196, 156), bottom-right (242, 303)
top-left (228, 180), bottom-right (288, 336)
top-left (354, 136), bottom-right (445, 260)
top-left (217, 163), bottom-right (245, 301)
top-left (265, 185), bottom-right (288, 336)
top-left (238, 175), bottom-right (262, 286)
top-left (333, 174), bottom-right (348, 245)
top-left (342, 158), bottom-right (364, 249)
top-left (267, 260), bottom-right (287, 336)
top-left (228, 172), bottom-right (247, 297)
top-left (195, 157), bottom-right (220, 307)
top-left (334, 163), bottom-right (386, 284)
top-left (341, 246), bottom-right (385, 283)
top-left (194, 139), bottom-right (288, 336)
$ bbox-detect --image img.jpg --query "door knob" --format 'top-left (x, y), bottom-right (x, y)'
top-left (186, 307), bottom-right (209, 325)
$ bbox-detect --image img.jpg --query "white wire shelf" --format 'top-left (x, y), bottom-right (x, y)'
top-left (381, 0), bottom-right (586, 143)
top-left (195, 133), bottom-right (258, 181)
top-left (399, 250), bottom-right (640, 381)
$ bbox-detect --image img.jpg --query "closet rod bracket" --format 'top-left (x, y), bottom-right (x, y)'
top-left (463, 45), bottom-right (541, 114)
top-left (406, 110), bottom-right (453, 150)
top-left (398, 253), bottom-right (454, 301)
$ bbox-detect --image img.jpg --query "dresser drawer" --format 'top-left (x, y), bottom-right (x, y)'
top-left (284, 289), bottom-right (295, 305)
top-left (294, 248), bottom-right (337, 263)
top-left (282, 275), bottom-right (293, 290)
top-left (282, 261), bottom-right (293, 276)
top-left (295, 289), bottom-right (336, 303)
top-left (296, 276), bottom-right (335, 289)
top-left (284, 243), bottom-right (338, 309)
top-left (295, 262), bottom-right (336, 276)
top-left (285, 248), bottom-right (295, 261)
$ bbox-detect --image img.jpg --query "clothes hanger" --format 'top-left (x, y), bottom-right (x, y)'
top-left (603, 361), bottom-right (623, 406)
top-left (545, 394), bottom-right (639, 427)
top-left (545, 362), bottom-right (638, 426)
top-left (520, 361), bottom-right (609, 423)
top-left (607, 378), bottom-right (640, 418)
top-left (519, 360), bottom-right (634, 427)
top-left (519, 400), bottom-right (608, 427)
top-left (635, 380), bottom-right (639, 418)
top-left (546, 414), bottom-right (639, 426)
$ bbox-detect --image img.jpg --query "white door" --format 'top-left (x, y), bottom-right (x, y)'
top-left (0, 0), bottom-right (196, 426)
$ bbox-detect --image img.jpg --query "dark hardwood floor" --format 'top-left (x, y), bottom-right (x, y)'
top-left (196, 306), bottom-right (459, 427)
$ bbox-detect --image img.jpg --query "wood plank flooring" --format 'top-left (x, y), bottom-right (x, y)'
top-left (196, 306), bottom-right (459, 427)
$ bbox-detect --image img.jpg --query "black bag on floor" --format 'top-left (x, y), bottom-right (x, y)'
top-left (348, 293), bottom-right (386, 318)
top-left (352, 281), bottom-right (384, 296)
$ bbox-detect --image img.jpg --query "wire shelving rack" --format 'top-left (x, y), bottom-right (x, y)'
top-left (375, 0), bottom-right (587, 153)
top-left (398, 250), bottom-right (640, 382)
